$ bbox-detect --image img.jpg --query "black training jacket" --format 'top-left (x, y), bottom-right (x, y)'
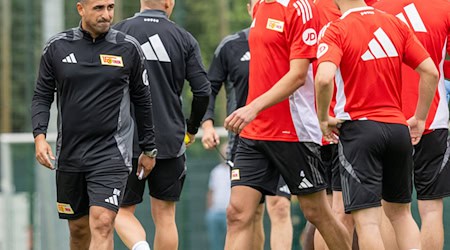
top-left (114, 9), bottom-right (211, 159)
top-left (31, 27), bottom-right (155, 172)
top-left (203, 28), bottom-right (250, 158)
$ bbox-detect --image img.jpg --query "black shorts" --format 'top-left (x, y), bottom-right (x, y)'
top-left (414, 129), bottom-right (450, 200)
top-left (56, 168), bottom-right (129, 219)
top-left (122, 155), bottom-right (186, 205)
top-left (231, 138), bottom-right (327, 196)
top-left (320, 144), bottom-right (339, 194)
top-left (338, 121), bottom-right (413, 213)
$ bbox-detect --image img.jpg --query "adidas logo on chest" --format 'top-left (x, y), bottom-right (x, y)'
top-left (240, 51), bottom-right (250, 61)
top-left (62, 53), bottom-right (77, 64)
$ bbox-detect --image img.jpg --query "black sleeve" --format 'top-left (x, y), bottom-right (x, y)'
top-left (185, 33), bottom-right (211, 134)
top-left (31, 44), bottom-right (56, 138)
top-left (202, 41), bottom-right (229, 123)
top-left (127, 36), bottom-right (156, 151)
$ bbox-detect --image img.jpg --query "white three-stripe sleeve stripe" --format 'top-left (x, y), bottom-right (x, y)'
top-left (294, 2), bottom-right (307, 24)
top-left (297, 0), bottom-right (309, 23)
top-left (404, 3), bottom-right (427, 32)
top-left (300, 0), bottom-right (313, 21)
top-left (374, 28), bottom-right (398, 57)
top-left (149, 35), bottom-right (171, 62)
top-left (293, 2), bottom-right (302, 17)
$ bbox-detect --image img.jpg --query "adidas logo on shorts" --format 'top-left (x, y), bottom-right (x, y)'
top-left (298, 171), bottom-right (313, 189)
top-left (105, 188), bottom-right (121, 206)
top-left (279, 184), bottom-right (291, 194)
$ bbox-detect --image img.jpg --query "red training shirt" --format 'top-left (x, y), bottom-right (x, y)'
top-left (241, 0), bottom-right (321, 144)
top-left (317, 7), bottom-right (430, 125)
top-left (374, 0), bottom-right (450, 131)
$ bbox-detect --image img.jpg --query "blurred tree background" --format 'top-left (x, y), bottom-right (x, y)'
top-left (0, 0), bottom-right (253, 134)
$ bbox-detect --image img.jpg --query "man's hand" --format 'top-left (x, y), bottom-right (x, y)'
top-left (137, 154), bottom-right (156, 180)
top-left (34, 134), bottom-right (55, 170)
top-left (320, 116), bottom-right (342, 144)
top-left (407, 116), bottom-right (425, 145)
top-left (201, 120), bottom-right (220, 149)
top-left (224, 105), bottom-right (258, 134)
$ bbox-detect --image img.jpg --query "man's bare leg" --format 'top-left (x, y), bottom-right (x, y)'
top-left (253, 203), bottom-right (265, 250)
top-left (89, 206), bottom-right (116, 250)
top-left (418, 199), bottom-right (444, 250)
top-left (298, 190), bottom-right (351, 250)
top-left (266, 196), bottom-right (292, 250)
top-left (383, 202), bottom-right (420, 250)
top-left (380, 208), bottom-right (399, 250)
top-left (151, 198), bottom-right (178, 250)
top-left (301, 222), bottom-right (315, 250)
top-left (68, 215), bottom-right (91, 250)
top-left (352, 207), bottom-right (384, 249)
top-left (225, 186), bottom-right (262, 250)
top-left (115, 205), bottom-right (149, 249)
top-left (313, 193), bottom-right (333, 250)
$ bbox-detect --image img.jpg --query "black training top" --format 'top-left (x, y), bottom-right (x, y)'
top-left (31, 26), bottom-right (156, 172)
top-left (203, 28), bottom-right (250, 122)
top-left (114, 9), bottom-right (211, 159)
top-left (202, 28), bottom-right (250, 158)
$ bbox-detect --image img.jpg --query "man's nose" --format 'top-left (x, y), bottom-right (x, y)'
top-left (100, 9), bottom-right (112, 21)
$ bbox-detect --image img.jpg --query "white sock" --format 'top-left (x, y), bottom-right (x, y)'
top-left (132, 241), bottom-right (151, 250)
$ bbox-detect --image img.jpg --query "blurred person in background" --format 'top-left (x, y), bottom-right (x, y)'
top-left (205, 143), bottom-right (231, 250)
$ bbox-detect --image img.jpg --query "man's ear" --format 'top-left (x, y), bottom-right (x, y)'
top-left (77, 2), bottom-right (84, 17)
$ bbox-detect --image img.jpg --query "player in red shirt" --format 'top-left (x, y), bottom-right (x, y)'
top-left (223, 0), bottom-right (351, 249)
top-left (313, 1), bottom-right (351, 249)
top-left (314, 1), bottom-right (399, 250)
top-left (315, 0), bottom-right (438, 249)
top-left (373, 0), bottom-right (450, 249)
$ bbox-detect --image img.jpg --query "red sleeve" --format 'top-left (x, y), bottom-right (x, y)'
top-left (252, 1), bottom-right (260, 19)
top-left (401, 21), bottom-right (430, 69)
top-left (372, 0), bottom-right (386, 11)
top-left (288, 0), bottom-right (320, 60)
top-left (444, 60), bottom-right (450, 79)
top-left (316, 22), bottom-right (343, 67)
top-left (447, 22), bottom-right (450, 55)
top-left (364, 0), bottom-right (378, 6)
top-left (446, 19), bottom-right (450, 78)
